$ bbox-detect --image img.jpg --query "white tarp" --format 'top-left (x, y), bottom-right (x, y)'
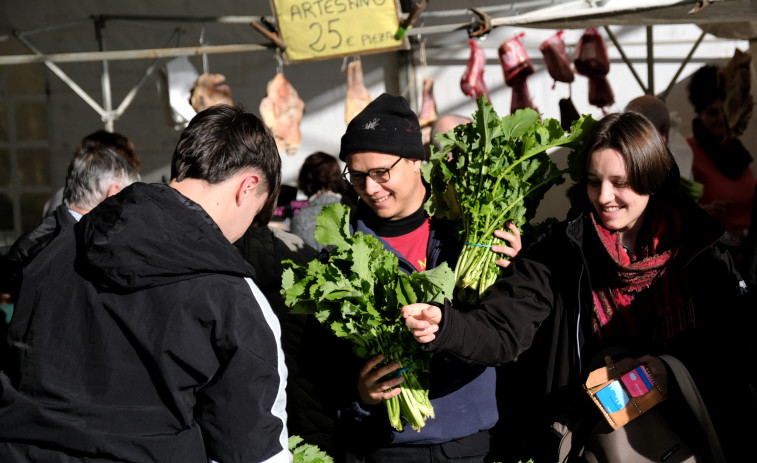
top-left (483, 0), bottom-right (757, 36)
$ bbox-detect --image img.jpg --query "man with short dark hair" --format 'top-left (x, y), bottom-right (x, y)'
top-left (0, 105), bottom-right (289, 463)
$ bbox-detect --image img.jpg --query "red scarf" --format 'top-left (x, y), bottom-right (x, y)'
top-left (589, 209), bottom-right (695, 344)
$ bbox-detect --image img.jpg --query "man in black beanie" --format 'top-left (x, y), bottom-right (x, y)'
top-left (333, 93), bottom-right (521, 463)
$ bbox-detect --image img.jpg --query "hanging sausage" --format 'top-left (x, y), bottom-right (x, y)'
top-left (461, 38), bottom-right (491, 101)
top-left (574, 28), bottom-right (614, 112)
top-left (498, 32), bottom-right (537, 114)
top-left (559, 97), bottom-right (581, 131)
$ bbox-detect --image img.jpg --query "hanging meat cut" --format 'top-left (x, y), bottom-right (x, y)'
top-left (575, 28), bottom-right (614, 112)
top-left (461, 38), bottom-right (491, 101)
top-left (559, 97), bottom-right (581, 132)
top-left (510, 80), bottom-right (538, 114)
top-left (718, 48), bottom-right (753, 137)
top-left (189, 73), bottom-right (234, 113)
top-left (345, 60), bottom-right (372, 125)
top-left (587, 76), bottom-right (614, 110)
top-left (498, 33), bottom-right (538, 114)
top-left (418, 78), bottom-right (438, 146)
top-left (259, 73), bottom-right (305, 155)
top-left (498, 32), bottom-right (534, 86)
top-left (539, 30), bottom-right (574, 86)
top-left (574, 28), bottom-right (610, 77)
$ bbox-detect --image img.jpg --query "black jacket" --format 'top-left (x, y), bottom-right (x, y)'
top-left (0, 183), bottom-right (289, 463)
top-left (234, 225), bottom-right (340, 454)
top-left (425, 198), bottom-right (755, 460)
top-left (0, 204), bottom-right (77, 299)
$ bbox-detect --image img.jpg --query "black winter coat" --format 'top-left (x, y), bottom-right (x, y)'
top-left (0, 183), bottom-right (290, 463)
top-left (425, 198), bottom-right (755, 461)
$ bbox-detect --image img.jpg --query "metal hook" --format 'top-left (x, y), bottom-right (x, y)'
top-left (419, 39), bottom-right (428, 78)
top-left (199, 25), bottom-right (208, 73)
top-left (275, 49), bottom-right (284, 74)
top-left (467, 8), bottom-right (492, 39)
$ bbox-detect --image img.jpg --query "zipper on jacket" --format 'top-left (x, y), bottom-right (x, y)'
top-left (566, 214), bottom-right (590, 375)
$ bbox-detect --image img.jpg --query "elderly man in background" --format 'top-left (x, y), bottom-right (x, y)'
top-left (1, 144), bottom-right (140, 300)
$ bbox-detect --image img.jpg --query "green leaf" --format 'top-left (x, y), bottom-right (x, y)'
top-left (423, 97), bottom-right (595, 303)
top-left (314, 203), bottom-right (351, 250)
top-left (289, 435), bottom-right (334, 463)
top-left (279, 202), bottom-right (444, 432)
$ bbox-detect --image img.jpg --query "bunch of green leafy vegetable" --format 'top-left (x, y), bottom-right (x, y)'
top-left (289, 435), bottom-right (334, 463)
top-left (423, 96), bottom-right (594, 303)
top-left (281, 203), bottom-right (455, 432)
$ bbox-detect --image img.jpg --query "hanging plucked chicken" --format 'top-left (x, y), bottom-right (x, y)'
top-left (461, 38), bottom-right (491, 101)
top-left (498, 32), bottom-right (538, 114)
top-left (259, 73), bottom-right (305, 155)
top-left (418, 78), bottom-right (438, 146)
top-left (574, 28), bottom-right (614, 112)
top-left (345, 59), bottom-right (372, 125)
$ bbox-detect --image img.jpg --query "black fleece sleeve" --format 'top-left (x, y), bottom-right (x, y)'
top-left (422, 255), bottom-right (555, 367)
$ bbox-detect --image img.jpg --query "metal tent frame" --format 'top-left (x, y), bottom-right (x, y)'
top-left (0, 0), bottom-right (753, 128)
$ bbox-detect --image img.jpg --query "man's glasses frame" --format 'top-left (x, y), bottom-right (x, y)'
top-left (341, 156), bottom-right (403, 186)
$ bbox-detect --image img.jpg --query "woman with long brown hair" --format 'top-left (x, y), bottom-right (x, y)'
top-left (404, 112), bottom-right (754, 462)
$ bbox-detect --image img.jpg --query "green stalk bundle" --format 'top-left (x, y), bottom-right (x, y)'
top-left (281, 204), bottom-right (454, 431)
top-left (423, 96), bottom-right (594, 303)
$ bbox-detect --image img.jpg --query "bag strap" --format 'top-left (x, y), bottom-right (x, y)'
top-left (659, 354), bottom-right (727, 463)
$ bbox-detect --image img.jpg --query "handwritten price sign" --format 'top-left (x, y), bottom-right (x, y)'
top-left (271, 0), bottom-right (408, 62)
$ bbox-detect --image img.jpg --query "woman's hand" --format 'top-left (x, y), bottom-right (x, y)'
top-left (492, 221), bottom-right (522, 268)
top-left (402, 303), bottom-right (442, 343)
top-left (357, 354), bottom-right (404, 406)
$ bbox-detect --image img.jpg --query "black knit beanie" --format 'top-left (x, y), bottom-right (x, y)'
top-left (339, 93), bottom-right (425, 161)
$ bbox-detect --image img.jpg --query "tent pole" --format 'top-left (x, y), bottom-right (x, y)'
top-left (647, 26), bottom-right (654, 95)
top-left (0, 43), bottom-right (268, 65)
top-left (94, 17), bottom-right (115, 131)
top-left (13, 32), bottom-right (107, 119)
top-left (603, 26), bottom-right (648, 95)
top-left (660, 31), bottom-right (707, 102)
top-left (113, 61), bottom-right (160, 120)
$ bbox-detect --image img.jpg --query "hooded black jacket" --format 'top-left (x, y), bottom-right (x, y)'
top-left (0, 183), bottom-right (289, 463)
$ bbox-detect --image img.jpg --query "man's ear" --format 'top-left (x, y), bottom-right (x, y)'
top-left (105, 184), bottom-right (122, 198)
top-left (236, 173), bottom-right (261, 206)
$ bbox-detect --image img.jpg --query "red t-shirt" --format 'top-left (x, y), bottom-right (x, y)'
top-left (382, 218), bottom-right (431, 272)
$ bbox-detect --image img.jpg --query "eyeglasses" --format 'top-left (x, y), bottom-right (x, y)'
top-left (341, 156), bottom-right (403, 187)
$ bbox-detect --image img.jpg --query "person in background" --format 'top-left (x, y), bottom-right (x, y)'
top-left (0, 144), bottom-right (140, 372)
top-left (2, 144), bottom-right (140, 295)
top-left (686, 64), bottom-right (756, 251)
top-left (625, 94), bottom-right (702, 200)
top-left (42, 129), bottom-right (141, 217)
top-left (290, 151), bottom-right (356, 250)
top-left (332, 93), bottom-right (522, 463)
top-left (404, 112), bottom-right (754, 462)
top-left (427, 114), bottom-right (473, 160)
top-left (0, 105), bottom-right (290, 463)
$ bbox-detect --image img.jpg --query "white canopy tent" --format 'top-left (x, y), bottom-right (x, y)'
top-left (0, 0), bottom-right (754, 240)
